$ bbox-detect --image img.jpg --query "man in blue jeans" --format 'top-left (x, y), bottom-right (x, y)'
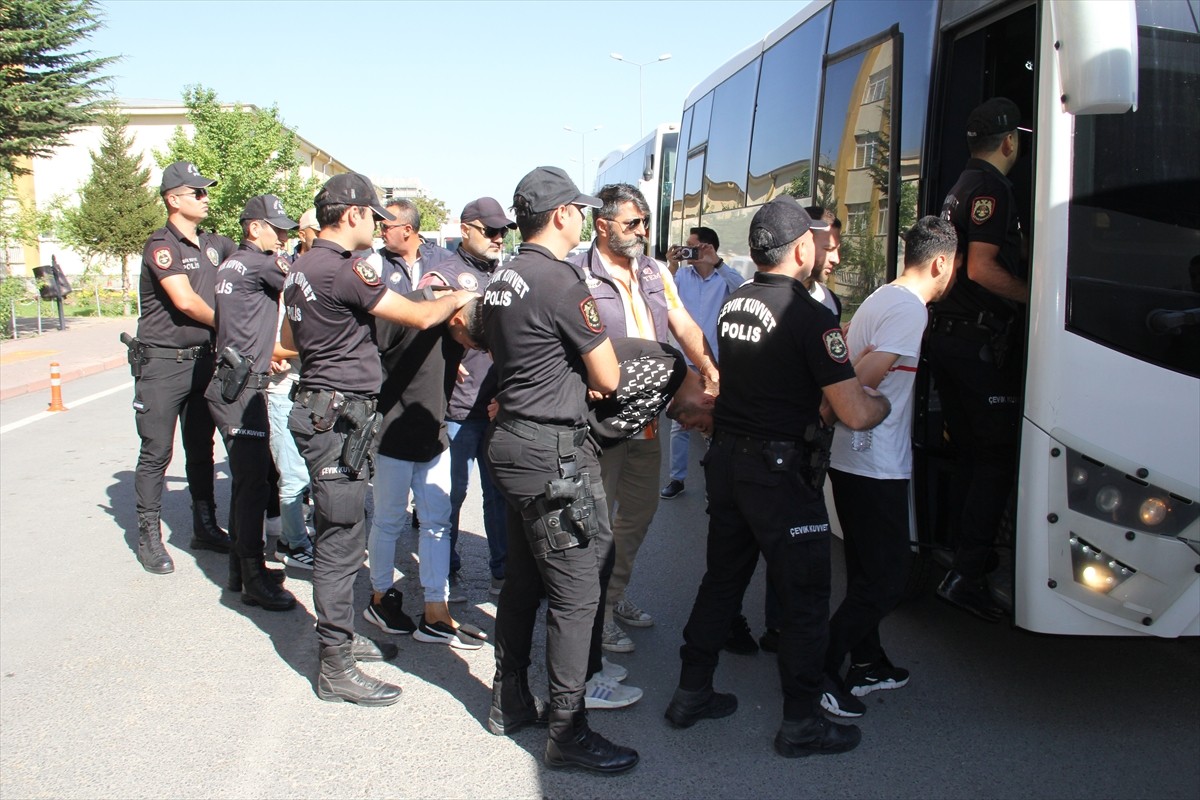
top-left (422, 198), bottom-right (516, 598)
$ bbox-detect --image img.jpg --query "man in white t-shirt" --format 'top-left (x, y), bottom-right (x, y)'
top-left (822, 216), bottom-right (958, 702)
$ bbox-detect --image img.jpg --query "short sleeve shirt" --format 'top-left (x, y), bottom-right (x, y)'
top-left (482, 242), bottom-right (609, 426)
top-left (283, 238), bottom-right (388, 394)
top-left (213, 241), bottom-right (290, 370)
top-left (136, 222), bottom-right (235, 348)
top-left (713, 271), bottom-right (855, 441)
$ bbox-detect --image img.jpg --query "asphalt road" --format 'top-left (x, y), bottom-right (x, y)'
top-left (1, 368), bottom-right (1197, 799)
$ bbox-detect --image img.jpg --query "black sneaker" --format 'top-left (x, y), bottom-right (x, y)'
top-left (846, 655), bottom-right (910, 697)
top-left (363, 588), bottom-right (416, 634)
top-left (819, 675), bottom-right (866, 718)
top-left (759, 628), bottom-right (780, 654)
top-left (723, 614), bottom-right (759, 655)
top-left (275, 540), bottom-right (315, 571)
top-left (660, 480), bottom-right (685, 499)
top-left (412, 615), bottom-right (483, 650)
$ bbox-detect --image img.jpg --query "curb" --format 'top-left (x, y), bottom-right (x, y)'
top-left (0, 354), bottom-right (129, 402)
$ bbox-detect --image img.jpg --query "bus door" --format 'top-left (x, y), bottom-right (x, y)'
top-left (912, 1), bottom-right (1039, 604)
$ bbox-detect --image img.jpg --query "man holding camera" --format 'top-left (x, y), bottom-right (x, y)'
top-left (205, 194), bottom-right (300, 612)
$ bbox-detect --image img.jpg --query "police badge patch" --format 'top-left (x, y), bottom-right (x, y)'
top-left (353, 258), bottom-right (381, 286)
top-left (153, 248), bottom-right (173, 269)
top-left (276, 257), bottom-right (289, 275)
top-left (458, 273), bottom-right (478, 292)
top-left (823, 329), bottom-right (849, 363)
top-left (580, 297), bottom-right (604, 333)
top-left (971, 197), bottom-right (996, 225)
top-left (206, 246), bottom-right (220, 265)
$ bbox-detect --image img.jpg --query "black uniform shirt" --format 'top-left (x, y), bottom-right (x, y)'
top-left (136, 222), bottom-right (235, 348)
top-left (213, 241), bottom-right (290, 371)
top-left (714, 271), bottom-right (855, 441)
top-left (283, 238), bottom-right (388, 395)
top-left (936, 157), bottom-right (1025, 319)
top-left (424, 247), bottom-right (498, 422)
top-left (482, 242), bottom-right (608, 426)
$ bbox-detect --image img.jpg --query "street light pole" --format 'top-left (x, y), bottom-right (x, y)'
top-left (609, 52), bottom-right (671, 138)
top-left (563, 124), bottom-right (602, 190)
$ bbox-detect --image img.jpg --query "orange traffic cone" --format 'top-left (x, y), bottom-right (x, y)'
top-left (48, 362), bottom-right (68, 412)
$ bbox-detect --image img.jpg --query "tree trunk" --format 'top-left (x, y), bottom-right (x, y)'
top-left (121, 255), bottom-right (131, 317)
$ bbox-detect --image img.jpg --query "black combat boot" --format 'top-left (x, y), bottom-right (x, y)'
top-left (488, 669), bottom-right (549, 736)
top-left (317, 641), bottom-right (402, 706)
top-left (227, 550), bottom-right (286, 591)
top-left (774, 715), bottom-right (861, 757)
top-left (544, 708), bottom-right (638, 774)
top-left (664, 685), bottom-right (738, 728)
top-left (190, 500), bottom-right (232, 553)
top-left (351, 633), bottom-right (398, 662)
top-left (136, 512), bottom-right (174, 574)
top-left (238, 558), bottom-right (296, 611)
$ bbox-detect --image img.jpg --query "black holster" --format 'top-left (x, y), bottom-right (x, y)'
top-left (216, 346), bottom-right (252, 403)
top-left (799, 422), bottom-right (834, 492)
top-left (120, 332), bottom-right (145, 378)
top-left (339, 398), bottom-right (380, 478)
top-left (520, 470), bottom-right (598, 560)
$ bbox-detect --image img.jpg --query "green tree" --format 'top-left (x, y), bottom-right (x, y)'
top-left (58, 112), bottom-right (159, 315)
top-left (412, 193), bottom-right (449, 232)
top-left (0, 0), bottom-right (116, 175)
top-left (158, 85), bottom-right (322, 239)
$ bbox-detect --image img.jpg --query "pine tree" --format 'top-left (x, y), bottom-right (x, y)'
top-left (0, 0), bottom-right (116, 175)
top-left (59, 112), bottom-right (160, 315)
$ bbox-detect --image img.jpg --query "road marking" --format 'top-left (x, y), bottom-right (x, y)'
top-left (0, 349), bottom-right (59, 365)
top-left (0, 380), bottom-right (133, 435)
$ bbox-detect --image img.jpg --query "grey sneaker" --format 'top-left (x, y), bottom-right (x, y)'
top-left (489, 577), bottom-right (505, 598)
top-left (584, 675), bottom-right (642, 709)
top-left (600, 657), bottom-right (628, 683)
top-left (601, 620), bottom-right (635, 653)
top-left (613, 597), bottom-right (653, 628)
top-left (448, 571), bottom-right (467, 604)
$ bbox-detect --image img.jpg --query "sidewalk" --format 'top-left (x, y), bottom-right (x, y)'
top-left (0, 316), bottom-right (134, 401)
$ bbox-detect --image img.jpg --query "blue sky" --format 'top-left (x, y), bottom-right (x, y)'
top-left (88, 0), bottom-right (805, 215)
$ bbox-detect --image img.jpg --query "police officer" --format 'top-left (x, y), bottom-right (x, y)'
top-left (130, 161), bottom-right (235, 575)
top-left (482, 166), bottom-right (637, 774)
top-left (929, 97), bottom-right (1029, 622)
top-left (665, 196), bottom-right (890, 758)
top-left (282, 173), bottom-right (474, 705)
top-left (205, 194), bottom-right (299, 611)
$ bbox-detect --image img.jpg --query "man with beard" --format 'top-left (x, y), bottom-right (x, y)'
top-left (803, 206), bottom-right (843, 318)
top-left (569, 184), bottom-right (719, 693)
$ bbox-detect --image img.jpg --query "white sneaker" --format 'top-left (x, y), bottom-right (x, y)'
top-left (600, 657), bottom-right (628, 683)
top-left (601, 620), bottom-right (635, 653)
top-left (613, 597), bottom-right (654, 628)
top-left (584, 675), bottom-right (642, 709)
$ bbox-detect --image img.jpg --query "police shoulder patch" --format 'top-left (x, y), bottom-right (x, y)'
top-left (153, 247), bottom-right (173, 269)
top-left (971, 196), bottom-right (996, 225)
top-left (276, 257), bottom-right (290, 275)
top-left (823, 329), bottom-right (849, 363)
top-left (580, 296), bottom-right (604, 333)
top-left (353, 258), bottom-right (381, 286)
top-left (458, 272), bottom-right (478, 292)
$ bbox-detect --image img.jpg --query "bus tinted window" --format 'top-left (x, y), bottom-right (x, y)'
top-left (690, 92), bottom-right (714, 150)
top-left (817, 38), bottom-right (897, 317)
top-left (1067, 25), bottom-right (1200, 377)
top-left (671, 106), bottom-right (694, 246)
top-left (704, 60), bottom-right (759, 212)
top-left (748, 8), bottom-right (829, 205)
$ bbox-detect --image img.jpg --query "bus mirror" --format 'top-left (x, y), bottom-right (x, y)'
top-left (1050, 0), bottom-right (1138, 115)
top-left (643, 152), bottom-right (654, 182)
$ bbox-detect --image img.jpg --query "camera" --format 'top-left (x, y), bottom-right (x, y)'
top-left (675, 245), bottom-right (700, 260)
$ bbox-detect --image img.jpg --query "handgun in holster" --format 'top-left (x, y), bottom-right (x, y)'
top-left (120, 332), bottom-right (144, 378)
top-left (340, 399), bottom-right (380, 478)
top-left (522, 443), bottom-right (600, 559)
top-left (799, 422), bottom-right (835, 492)
top-left (978, 311), bottom-right (1015, 369)
top-left (215, 346), bottom-right (253, 403)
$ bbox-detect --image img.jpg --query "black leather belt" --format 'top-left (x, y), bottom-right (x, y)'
top-left (713, 431), bottom-right (798, 454)
top-left (496, 415), bottom-right (588, 448)
top-left (929, 316), bottom-right (992, 344)
top-left (142, 344), bottom-right (211, 361)
top-left (244, 372), bottom-right (271, 390)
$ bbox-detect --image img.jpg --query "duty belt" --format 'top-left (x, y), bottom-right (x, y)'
top-left (496, 414), bottom-right (589, 449)
top-left (141, 344), bottom-right (211, 361)
top-left (713, 431), bottom-right (798, 454)
top-left (238, 372), bottom-right (271, 391)
top-left (929, 315), bottom-right (993, 344)
top-left (292, 386), bottom-right (375, 408)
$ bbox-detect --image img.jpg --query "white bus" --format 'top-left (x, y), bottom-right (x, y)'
top-left (670, 0), bottom-right (1200, 636)
top-left (594, 122), bottom-right (680, 259)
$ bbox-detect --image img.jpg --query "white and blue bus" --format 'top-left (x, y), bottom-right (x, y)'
top-left (669, 0), bottom-right (1199, 636)
top-left (594, 122), bottom-right (680, 259)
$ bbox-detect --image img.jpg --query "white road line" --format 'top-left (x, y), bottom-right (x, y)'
top-left (0, 380), bottom-right (133, 435)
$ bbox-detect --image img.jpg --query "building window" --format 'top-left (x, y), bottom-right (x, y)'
top-left (877, 198), bottom-right (889, 235)
top-left (853, 136), bottom-right (879, 170)
top-left (862, 67), bottom-right (890, 104)
top-left (847, 203), bottom-right (870, 234)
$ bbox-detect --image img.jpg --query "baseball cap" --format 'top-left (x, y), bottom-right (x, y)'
top-left (461, 197), bottom-right (516, 229)
top-left (513, 166), bottom-right (602, 214)
top-left (160, 161), bottom-right (216, 193)
top-left (297, 208), bottom-right (319, 232)
top-left (314, 173), bottom-right (395, 221)
top-left (966, 97), bottom-right (1023, 138)
top-left (239, 194), bottom-right (298, 229)
top-left (749, 196), bottom-right (829, 251)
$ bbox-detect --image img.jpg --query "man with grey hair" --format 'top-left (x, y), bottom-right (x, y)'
top-left (377, 198), bottom-right (451, 292)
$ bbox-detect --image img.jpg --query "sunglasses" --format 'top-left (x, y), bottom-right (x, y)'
top-left (466, 222), bottom-right (508, 239)
top-left (175, 188), bottom-right (209, 199)
top-left (609, 216), bottom-right (649, 233)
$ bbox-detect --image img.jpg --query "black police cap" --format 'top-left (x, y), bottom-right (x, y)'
top-left (966, 97), bottom-right (1023, 138)
top-left (160, 161), bottom-right (216, 193)
top-left (239, 194), bottom-right (298, 229)
top-left (749, 196), bottom-right (828, 251)
top-left (315, 173), bottom-right (395, 221)
top-left (513, 166), bottom-right (602, 214)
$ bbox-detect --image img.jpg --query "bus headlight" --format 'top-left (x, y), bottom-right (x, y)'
top-left (1069, 535), bottom-right (1135, 594)
top-left (1064, 448), bottom-right (1199, 536)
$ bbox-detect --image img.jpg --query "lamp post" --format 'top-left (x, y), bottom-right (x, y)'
top-left (563, 124), bottom-right (602, 189)
top-left (609, 52), bottom-right (672, 138)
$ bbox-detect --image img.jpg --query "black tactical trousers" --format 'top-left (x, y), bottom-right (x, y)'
top-left (206, 383), bottom-right (271, 559)
top-left (289, 403), bottom-right (370, 648)
top-left (486, 423), bottom-right (611, 713)
top-left (680, 432), bottom-right (832, 721)
top-left (133, 353), bottom-right (216, 515)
